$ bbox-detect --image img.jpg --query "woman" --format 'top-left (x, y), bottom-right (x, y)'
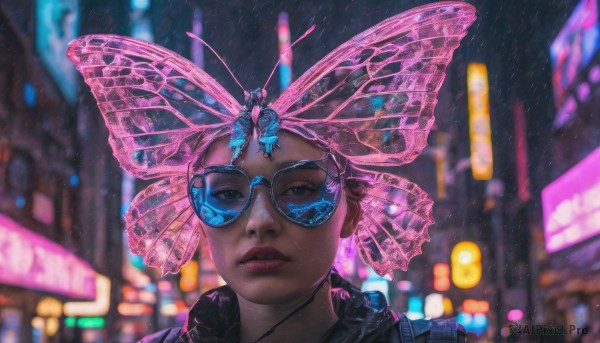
top-left (67, 2), bottom-right (475, 342)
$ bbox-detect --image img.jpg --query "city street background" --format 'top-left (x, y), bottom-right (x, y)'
top-left (1, 0), bottom-right (599, 342)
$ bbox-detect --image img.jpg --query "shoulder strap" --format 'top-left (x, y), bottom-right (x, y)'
top-left (397, 315), bottom-right (415, 343)
top-left (428, 318), bottom-right (459, 342)
top-left (396, 317), bottom-right (467, 343)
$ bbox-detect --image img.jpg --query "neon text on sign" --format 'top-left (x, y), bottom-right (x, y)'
top-left (542, 145), bottom-right (600, 252)
top-left (0, 214), bottom-right (96, 299)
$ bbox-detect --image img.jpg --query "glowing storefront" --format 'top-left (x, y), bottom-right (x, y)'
top-left (0, 214), bottom-right (96, 342)
top-left (541, 145), bottom-right (600, 331)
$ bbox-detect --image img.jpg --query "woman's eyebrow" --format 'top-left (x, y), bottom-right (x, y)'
top-left (276, 159), bottom-right (323, 170)
top-left (276, 160), bottom-right (303, 169)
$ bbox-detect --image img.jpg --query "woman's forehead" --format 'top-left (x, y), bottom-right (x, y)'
top-left (203, 132), bottom-right (326, 169)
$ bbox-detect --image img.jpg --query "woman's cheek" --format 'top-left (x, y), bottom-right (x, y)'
top-left (205, 235), bottom-right (232, 275)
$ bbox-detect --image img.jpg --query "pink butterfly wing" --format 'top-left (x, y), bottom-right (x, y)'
top-left (125, 175), bottom-right (202, 276)
top-left (274, 2), bottom-right (475, 166)
top-left (349, 168), bottom-right (434, 279)
top-left (273, 2), bottom-right (475, 276)
top-left (67, 35), bottom-right (243, 273)
top-left (67, 35), bottom-right (242, 180)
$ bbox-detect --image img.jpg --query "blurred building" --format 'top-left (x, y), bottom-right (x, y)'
top-left (535, 0), bottom-right (600, 337)
top-left (0, 0), bottom-right (128, 341)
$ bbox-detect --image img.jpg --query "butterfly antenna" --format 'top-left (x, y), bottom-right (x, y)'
top-left (263, 24), bottom-right (316, 90)
top-left (186, 32), bottom-right (246, 94)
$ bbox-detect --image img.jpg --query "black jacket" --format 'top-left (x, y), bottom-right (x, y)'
top-left (139, 270), bottom-right (465, 342)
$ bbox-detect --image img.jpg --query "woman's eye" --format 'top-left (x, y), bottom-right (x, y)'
top-left (282, 185), bottom-right (317, 197)
top-left (213, 190), bottom-right (244, 200)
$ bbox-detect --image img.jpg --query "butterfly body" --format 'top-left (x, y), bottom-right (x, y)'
top-left (229, 88), bottom-right (280, 162)
top-left (228, 113), bottom-right (253, 163)
top-left (256, 107), bottom-right (280, 158)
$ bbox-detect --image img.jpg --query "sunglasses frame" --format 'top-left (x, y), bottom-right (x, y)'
top-left (188, 153), bottom-right (344, 228)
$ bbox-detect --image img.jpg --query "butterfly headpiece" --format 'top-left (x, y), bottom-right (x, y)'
top-left (67, 2), bottom-right (476, 278)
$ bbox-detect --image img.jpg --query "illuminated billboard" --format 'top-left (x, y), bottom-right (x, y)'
top-left (0, 214), bottom-right (96, 299)
top-left (542, 145), bottom-right (600, 253)
top-left (551, 0), bottom-right (600, 115)
top-left (36, 0), bottom-right (79, 103)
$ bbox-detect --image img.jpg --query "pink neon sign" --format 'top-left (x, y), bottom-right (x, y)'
top-left (542, 145), bottom-right (600, 252)
top-left (0, 214), bottom-right (96, 300)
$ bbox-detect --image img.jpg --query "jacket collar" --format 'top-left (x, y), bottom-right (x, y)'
top-left (182, 269), bottom-right (399, 342)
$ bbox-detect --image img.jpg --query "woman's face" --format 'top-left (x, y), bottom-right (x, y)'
top-left (200, 132), bottom-right (356, 304)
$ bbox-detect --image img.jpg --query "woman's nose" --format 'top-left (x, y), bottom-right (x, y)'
top-left (244, 190), bottom-right (283, 238)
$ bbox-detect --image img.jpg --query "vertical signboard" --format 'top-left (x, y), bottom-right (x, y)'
top-left (467, 63), bottom-right (493, 180)
top-left (278, 12), bottom-right (292, 92)
top-left (191, 7), bottom-right (204, 69)
top-left (433, 263), bottom-right (450, 291)
top-left (435, 133), bottom-right (448, 199)
top-left (513, 101), bottom-right (531, 201)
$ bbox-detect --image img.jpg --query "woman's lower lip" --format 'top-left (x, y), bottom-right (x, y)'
top-left (241, 259), bottom-right (288, 273)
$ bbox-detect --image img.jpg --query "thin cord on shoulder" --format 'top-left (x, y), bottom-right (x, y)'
top-left (186, 32), bottom-right (246, 95)
top-left (263, 24), bottom-right (316, 90)
top-left (251, 268), bottom-right (332, 343)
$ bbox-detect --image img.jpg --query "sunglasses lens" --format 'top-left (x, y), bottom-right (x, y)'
top-left (273, 158), bottom-right (341, 227)
top-left (190, 169), bottom-right (249, 226)
top-left (189, 156), bottom-right (342, 227)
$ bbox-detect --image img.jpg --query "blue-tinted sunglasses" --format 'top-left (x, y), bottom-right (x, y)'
top-left (188, 154), bottom-right (343, 228)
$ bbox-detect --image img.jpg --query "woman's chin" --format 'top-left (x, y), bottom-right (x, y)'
top-left (234, 280), bottom-right (307, 305)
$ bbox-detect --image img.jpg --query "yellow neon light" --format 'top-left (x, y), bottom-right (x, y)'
top-left (46, 317), bottom-right (59, 336)
top-left (180, 260), bottom-right (199, 292)
top-left (36, 297), bottom-right (62, 317)
top-left (451, 241), bottom-right (482, 289)
top-left (467, 63), bottom-right (493, 180)
top-left (443, 297), bottom-right (454, 316)
top-left (63, 274), bottom-right (110, 317)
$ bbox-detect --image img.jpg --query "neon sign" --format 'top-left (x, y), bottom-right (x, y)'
top-left (457, 312), bottom-right (488, 335)
top-left (424, 293), bottom-right (444, 319)
top-left (433, 263), bottom-right (450, 291)
top-left (0, 214), bottom-right (96, 299)
top-left (451, 241), bottom-right (482, 289)
top-left (64, 274), bottom-right (111, 316)
top-left (462, 299), bottom-right (490, 314)
top-left (278, 12), bottom-right (292, 92)
top-left (542, 145), bottom-right (600, 252)
top-left (467, 63), bottom-right (494, 180)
